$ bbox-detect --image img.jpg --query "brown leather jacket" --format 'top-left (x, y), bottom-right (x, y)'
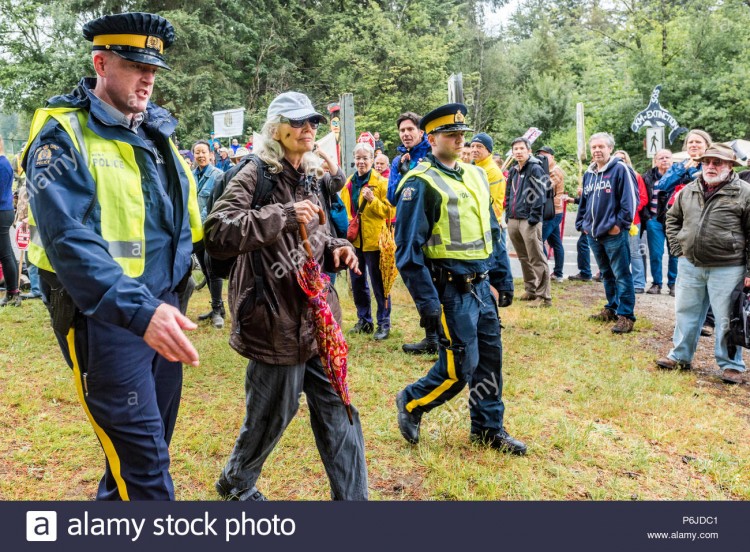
top-left (204, 158), bottom-right (352, 364)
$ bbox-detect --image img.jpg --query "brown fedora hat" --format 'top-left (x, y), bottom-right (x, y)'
top-left (698, 143), bottom-right (742, 166)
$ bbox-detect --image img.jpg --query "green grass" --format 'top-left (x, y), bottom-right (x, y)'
top-left (1, 277), bottom-right (749, 500)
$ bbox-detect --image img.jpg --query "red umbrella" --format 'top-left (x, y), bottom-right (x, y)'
top-left (297, 212), bottom-right (354, 424)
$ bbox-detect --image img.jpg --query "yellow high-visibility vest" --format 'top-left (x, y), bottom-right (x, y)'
top-left (399, 161), bottom-right (494, 260)
top-left (23, 107), bottom-right (203, 277)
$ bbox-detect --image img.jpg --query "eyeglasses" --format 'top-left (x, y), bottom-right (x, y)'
top-left (702, 158), bottom-right (729, 167)
top-left (280, 116), bottom-right (321, 130)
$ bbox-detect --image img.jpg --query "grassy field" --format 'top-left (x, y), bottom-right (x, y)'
top-left (1, 276), bottom-right (749, 500)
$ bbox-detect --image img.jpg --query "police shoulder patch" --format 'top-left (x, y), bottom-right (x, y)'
top-left (401, 187), bottom-right (415, 201)
top-left (34, 144), bottom-right (57, 167)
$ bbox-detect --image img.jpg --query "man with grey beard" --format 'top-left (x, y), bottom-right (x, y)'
top-left (658, 144), bottom-right (750, 384)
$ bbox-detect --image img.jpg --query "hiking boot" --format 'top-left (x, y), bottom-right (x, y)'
top-left (199, 302), bottom-right (226, 321)
top-left (668, 284), bottom-right (675, 297)
top-left (568, 272), bottom-right (592, 281)
top-left (655, 357), bottom-right (692, 371)
top-left (470, 429), bottom-right (527, 455)
top-left (611, 316), bottom-right (635, 334)
top-left (396, 390), bottom-right (421, 444)
top-left (589, 307), bottom-right (617, 322)
top-left (700, 325), bottom-right (714, 337)
top-left (0, 291), bottom-right (21, 307)
top-left (373, 326), bottom-right (389, 340)
top-left (211, 311), bottom-right (224, 329)
top-left (349, 319), bottom-right (374, 334)
top-left (647, 284), bottom-right (661, 295)
top-left (519, 291), bottom-right (536, 301)
top-left (527, 297), bottom-right (552, 308)
top-left (721, 368), bottom-right (743, 384)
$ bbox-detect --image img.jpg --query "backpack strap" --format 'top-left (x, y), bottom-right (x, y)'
top-left (250, 158), bottom-right (278, 308)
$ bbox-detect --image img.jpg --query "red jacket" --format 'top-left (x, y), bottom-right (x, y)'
top-left (633, 173), bottom-right (648, 226)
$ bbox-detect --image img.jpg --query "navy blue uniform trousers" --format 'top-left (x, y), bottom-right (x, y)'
top-left (402, 279), bottom-right (505, 435)
top-left (55, 291), bottom-right (182, 500)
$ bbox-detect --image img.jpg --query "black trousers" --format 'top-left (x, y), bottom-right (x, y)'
top-left (0, 210), bottom-right (19, 292)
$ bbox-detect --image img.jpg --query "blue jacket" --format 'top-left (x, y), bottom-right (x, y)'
top-left (0, 155), bottom-right (13, 210)
top-left (194, 164), bottom-right (224, 221)
top-left (654, 160), bottom-right (702, 196)
top-left (23, 78), bottom-right (196, 336)
top-left (576, 156), bottom-right (637, 239)
top-left (394, 153), bottom-right (513, 317)
top-left (387, 135), bottom-right (431, 205)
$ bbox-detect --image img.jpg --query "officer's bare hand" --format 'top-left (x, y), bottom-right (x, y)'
top-left (144, 303), bottom-right (200, 367)
top-left (294, 200), bottom-right (321, 225)
top-left (333, 246), bottom-right (361, 274)
top-left (607, 225), bottom-right (621, 235)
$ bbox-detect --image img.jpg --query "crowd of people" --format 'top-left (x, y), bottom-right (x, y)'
top-left (3, 11), bottom-right (749, 502)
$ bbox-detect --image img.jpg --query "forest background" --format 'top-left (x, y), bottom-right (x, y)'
top-left (1, 0), bottom-right (749, 175)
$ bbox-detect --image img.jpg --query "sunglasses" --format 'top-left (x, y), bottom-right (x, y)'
top-left (280, 116), bottom-right (321, 130)
top-left (702, 158), bottom-right (729, 167)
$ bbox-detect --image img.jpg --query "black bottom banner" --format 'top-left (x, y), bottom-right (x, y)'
top-left (5, 501), bottom-right (745, 551)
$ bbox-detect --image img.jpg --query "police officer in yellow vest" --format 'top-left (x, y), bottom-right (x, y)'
top-left (394, 103), bottom-right (526, 454)
top-left (22, 13), bottom-right (203, 500)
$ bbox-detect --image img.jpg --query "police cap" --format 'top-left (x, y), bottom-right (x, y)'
top-left (83, 12), bottom-right (175, 71)
top-left (420, 103), bottom-right (473, 134)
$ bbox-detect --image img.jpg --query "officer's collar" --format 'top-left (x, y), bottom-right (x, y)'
top-left (427, 152), bottom-right (463, 178)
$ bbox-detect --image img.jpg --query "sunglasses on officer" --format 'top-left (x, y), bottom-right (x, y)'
top-left (280, 116), bottom-right (323, 130)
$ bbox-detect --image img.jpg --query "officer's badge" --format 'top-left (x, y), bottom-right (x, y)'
top-left (401, 187), bottom-right (415, 201)
top-left (146, 35), bottom-right (163, 53)
top-left (34, 145), bottom-right (53, 167)
top-left (455, 110), bottom-right (465, 123)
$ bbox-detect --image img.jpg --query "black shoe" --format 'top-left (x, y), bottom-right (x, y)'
top-left (647, 284), bottom-right (661, 295)
top-left (471, 429), bottom-right (527, 455)
top-left (373, 326), bottom-right (389, 340)
top-left (0, 291), bottom-right (21, 307)
top-left (668, 284), bottom-right (675, 297)
top-left (568, 272), bottom-right (592, 281)
top-left (396, 390), bottom-right (421, 444)
top-left (198, 310), bottom-right (212, 321)
top-left (402, 337), bottom-right (439, 355)
top-left (349, 319), bottom-right (374, 334)
top-left (216, 477), bottom-right (267, 501)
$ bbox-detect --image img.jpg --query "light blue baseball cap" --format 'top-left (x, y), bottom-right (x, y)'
top-left (267, 91), bottom-right (327, 123)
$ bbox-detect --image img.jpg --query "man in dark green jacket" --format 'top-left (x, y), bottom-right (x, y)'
top-left (658, 143), bottom-right (750, 384)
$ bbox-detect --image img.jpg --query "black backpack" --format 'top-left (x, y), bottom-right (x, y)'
top-left (204, 154), bottom-right (277, 280)
top-left (727, 280), bottom-right (750, 358)
top-left (534, 155), bottom-right (555, 221)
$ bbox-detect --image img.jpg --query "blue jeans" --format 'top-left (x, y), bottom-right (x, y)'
top-left (403, 279), bottom-right (505, 435)
top-left (576, 231), bottom-right (591, 278)
top-left (669, 258), bottom-right (745, 370)
top-left (28, 262), bottom-right (42, 296)
top-left (646, 218), bottom-right (677, 286)
top-left (350, 248), bottom-right (391, 329)
top-left (542, 214), bottom-right (564, 278)
top-left (587, 231), bottom-right (636, 320)
top-left (629, 224), bottom-right (646, 289)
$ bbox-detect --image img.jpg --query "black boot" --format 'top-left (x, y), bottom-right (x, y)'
top-left (402, 327), bottom-right (439, 354)
top-left (0, 290), bottom-right (21, 307)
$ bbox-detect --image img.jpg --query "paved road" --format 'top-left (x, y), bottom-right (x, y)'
top-left (506, 211), bottom-right (669, 282)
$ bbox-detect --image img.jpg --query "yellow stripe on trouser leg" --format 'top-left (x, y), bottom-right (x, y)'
top-left (67, 328), bottom-right (130, 501)
top-left (406, 309), bottom-right (459, 412)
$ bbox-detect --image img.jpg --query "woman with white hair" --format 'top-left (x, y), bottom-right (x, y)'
top-left (340, 142), bottom-right (393, 340)
top-left (204, 91), bottom-right (368, 501)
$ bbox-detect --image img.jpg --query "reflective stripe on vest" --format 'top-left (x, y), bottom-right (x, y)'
top-left (401, 162), bottom-right (493, 260)
top-left (23, 107), bottom-right (203, 276)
